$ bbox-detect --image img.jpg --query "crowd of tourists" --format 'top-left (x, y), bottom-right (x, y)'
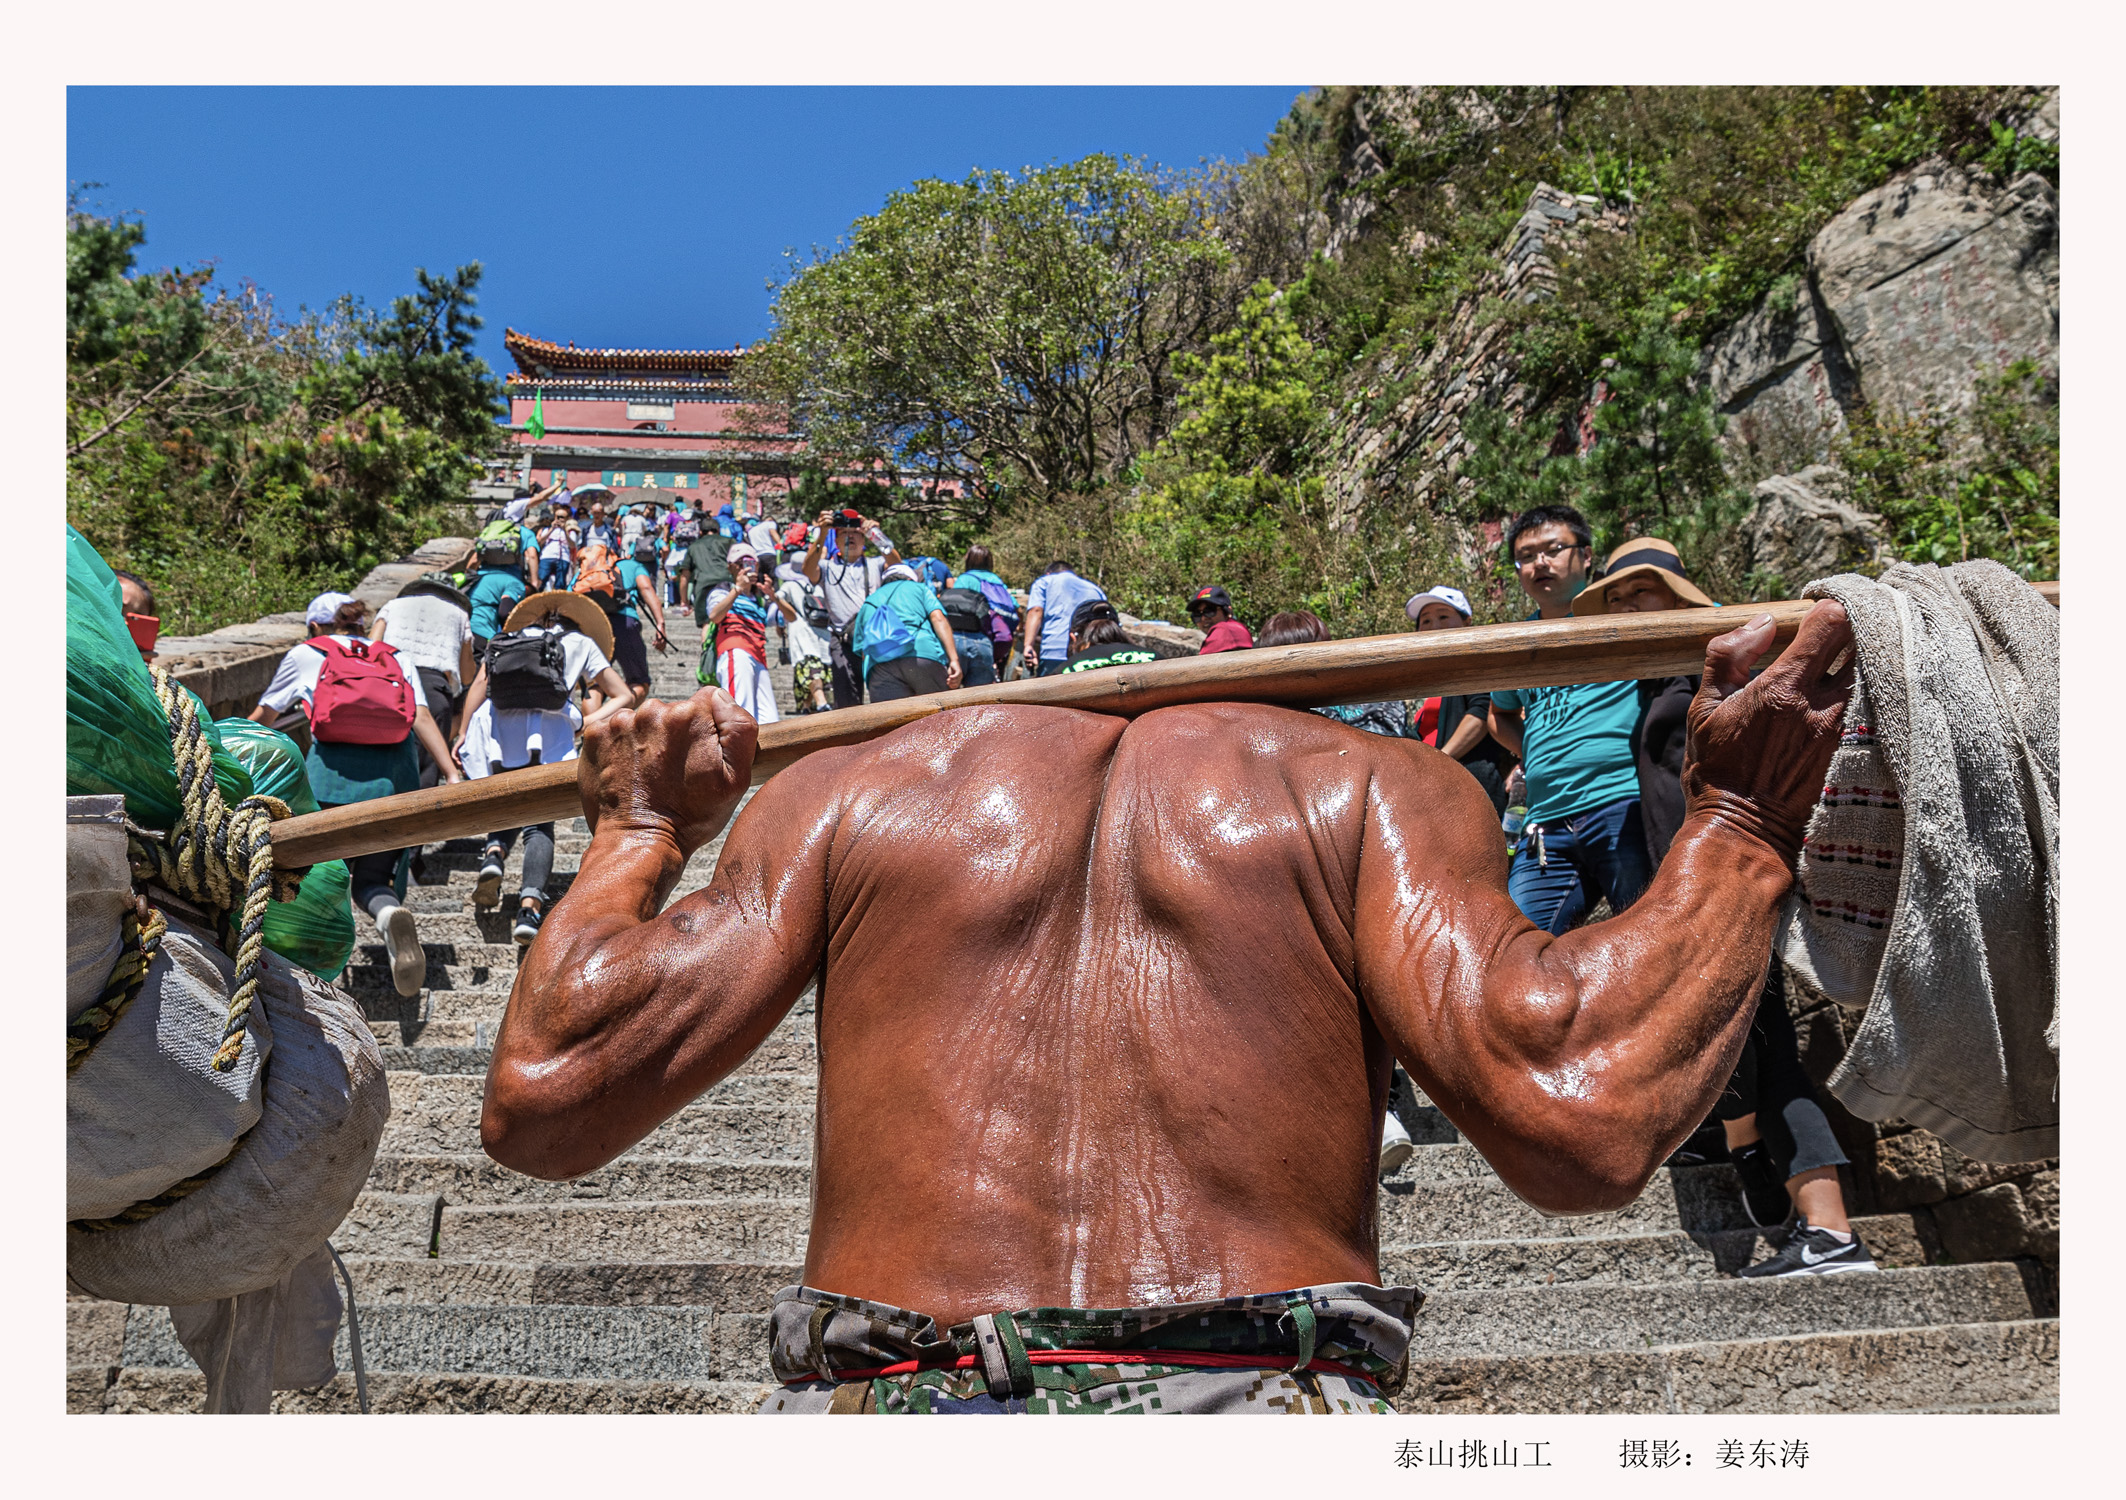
top-left (165, 477), bottom-right (1865, 1280)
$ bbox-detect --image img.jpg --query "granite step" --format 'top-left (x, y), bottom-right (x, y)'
top-left (1396, 1317), bottom-right (2059, 1415)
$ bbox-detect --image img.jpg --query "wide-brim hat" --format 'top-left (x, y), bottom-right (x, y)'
top-left (396, 572), bottom-right (472, 614)
top-left (504, 589), bottom-right (615, 659)
top-left (1572, 538), bottom-right (1716, 616)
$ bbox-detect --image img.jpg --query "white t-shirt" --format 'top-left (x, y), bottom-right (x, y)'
top-left (374, 595), bottom-right (472, 686)
top-left (747, 518), bottom-right (781, 555)
top-left (538, 525), bottom-right (575, 564)
top-left (620, 512), bottom-right (647, 548)
top-left (258, 635), bottom-right (431, 715)
top-left (777, 579), bottom-right (831, 663)
top-left (460, 625), bottom-right (612, 777)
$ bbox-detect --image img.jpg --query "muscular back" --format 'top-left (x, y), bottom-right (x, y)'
top-left (487, 607), bottom-right (1852, 1328)
top-left (794, 704), bottom-right (1488, 1319)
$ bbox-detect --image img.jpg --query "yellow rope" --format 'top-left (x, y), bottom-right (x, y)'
top-left (123, 668), bottom-right (303, 1073)
top-left (65, 902), bottom-right (168, 1074)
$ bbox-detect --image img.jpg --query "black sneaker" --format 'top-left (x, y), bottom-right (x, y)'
top-left (1729, 1140), bottom-right (1793, 1229)
top-left (512, 904), bottom-right (543, 947)
top-left (1737, 1218), bottom-right (1879, 1278)
top-left (1664, 1117), bottom-right (1730, 1168)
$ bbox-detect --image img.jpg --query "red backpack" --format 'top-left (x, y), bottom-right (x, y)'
top-left (307, 637), bottom-right (418, 745)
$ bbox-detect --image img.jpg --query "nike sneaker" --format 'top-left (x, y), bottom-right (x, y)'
top-left (1738, 1218), bottom-right (1880, 1278)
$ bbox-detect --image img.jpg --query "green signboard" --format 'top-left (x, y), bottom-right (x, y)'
top-left (602, 470), bottom-right (699, 490)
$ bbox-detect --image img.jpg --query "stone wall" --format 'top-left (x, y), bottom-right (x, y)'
top-left (154, 536), bottom-right (475, 719)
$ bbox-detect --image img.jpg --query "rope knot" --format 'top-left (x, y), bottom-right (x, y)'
top-left (109, 669), bottom-right (302, 1074)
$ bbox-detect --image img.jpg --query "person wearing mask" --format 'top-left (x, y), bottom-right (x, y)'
top-left (1404, 585), bottom-right (1517, 815)
top-left (536, 507), bottom-right (577, 592)
top-left (802, 507), bottom-right (903, 708)
top-left (1062, 600), bottom-right (1157, 672)
top-left (113, 569), bottom-right (159, 664)
top-left (1021, 560), bottom-right (1107, 678)
top-left (248, 591), bottom-right (462, 998)
top-left (371, 574), bottom-right (477, 786)
top-left (458, 593), bottom-right (632, 947)
top-left (1188, 585), bottom-right (1254, 654)
top-left (854, 561), bottom-right (961, 702)
top-left (952, 545), bottom-right (1020, 682)
top-left (1485, 504), bottom-right (1652, 936)
top-left (1572, 540), bottom-right (1876, 1276)
top-left (702, 544), bottom-right (794, 725)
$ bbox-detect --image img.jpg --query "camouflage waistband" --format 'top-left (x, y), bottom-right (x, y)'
top-left (760, 1281), bottom-right (1422, 1415)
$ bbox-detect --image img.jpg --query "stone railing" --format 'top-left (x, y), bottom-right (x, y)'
top-left (154, 536), bottom-right (474, 720)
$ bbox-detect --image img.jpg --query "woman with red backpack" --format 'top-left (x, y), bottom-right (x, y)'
top-left (247, 591), bottom-right (463, 1000)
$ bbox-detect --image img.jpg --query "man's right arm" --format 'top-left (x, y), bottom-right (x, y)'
top-left (483, 691), bottom-right (845, 1179)
top-left (1354, 606), bottom-right (1853, 1215)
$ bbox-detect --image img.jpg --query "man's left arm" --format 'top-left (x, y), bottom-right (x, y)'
top-left (1354, 607), bottom-right (1853, 1214)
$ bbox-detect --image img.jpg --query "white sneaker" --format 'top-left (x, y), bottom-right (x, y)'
top-left (473, 849), bottom-right (505, 909)
top-left (1379, 1110), bottom-right (1415, 1177)
top-left (377, 903), bottom-right (425, 998)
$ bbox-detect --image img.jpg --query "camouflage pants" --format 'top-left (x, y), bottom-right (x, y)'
top-left (792, 656), bottom-right (829, 705)
top-left (757, 1281), bottom-right (1420, 1414)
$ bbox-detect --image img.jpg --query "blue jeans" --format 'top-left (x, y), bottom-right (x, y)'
top-left (538, 557), bottom-right (569, 592)
top-left (953, 632), bottom-right (996, 686)
top-left (1507, 795), bottom-right (1653, 935)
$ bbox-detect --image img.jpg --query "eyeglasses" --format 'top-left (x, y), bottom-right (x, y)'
top-left (1513, 540), bottom-right (1587, 568)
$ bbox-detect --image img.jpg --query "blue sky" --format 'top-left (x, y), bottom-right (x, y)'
top-left (67, 86), bottom-right (1306, 374)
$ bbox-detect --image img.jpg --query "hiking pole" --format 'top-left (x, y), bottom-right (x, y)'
top-left (269, 583), bottom-right (2059, 870)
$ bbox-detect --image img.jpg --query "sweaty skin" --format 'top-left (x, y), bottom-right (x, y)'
top-left (485, 604), bottom-right (1855, 1327)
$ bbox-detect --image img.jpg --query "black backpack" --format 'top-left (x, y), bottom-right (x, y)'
top-left (485, 629), bottom-right (569, 711)
top-left (936, 585), bottom-right (993, 638)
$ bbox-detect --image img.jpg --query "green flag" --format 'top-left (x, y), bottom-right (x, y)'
top-left (526, 388), bottom-right (546, 441)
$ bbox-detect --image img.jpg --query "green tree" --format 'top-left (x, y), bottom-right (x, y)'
top-left (1576, 321), bottom-right (1734, 554)
top-left (747, 155), bottom-right (1232, 519)
top-left (67, 202), bottom-right (506, 633)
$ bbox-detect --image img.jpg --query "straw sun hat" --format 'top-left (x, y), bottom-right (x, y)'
top-left (504, 589), bottom-right (616, 660)
top-left (1571, 538), bottom-right (1716, 616)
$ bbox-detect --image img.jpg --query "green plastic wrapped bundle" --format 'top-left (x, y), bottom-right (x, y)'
top-left (67, 527), bottom-right (355, 980)
top-left (66, 526), bottom-right (253, 824)
top-left (213, 719), bottom-right (357, 979)
top-left (215, 718), bottom-right (321, 816)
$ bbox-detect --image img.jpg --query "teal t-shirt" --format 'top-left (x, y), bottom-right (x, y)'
top-left (616, 559), bottom-right (649, 622)
top-left (468, 568), bottom-right (528, 640)
top-left (860, 578), bottom-right (947, 668)
top-left (1490, 678), bottom-right (1643, 825)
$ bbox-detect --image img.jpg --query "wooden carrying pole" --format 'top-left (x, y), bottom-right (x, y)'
top-left (269, 583), bottom-right (2060, 870)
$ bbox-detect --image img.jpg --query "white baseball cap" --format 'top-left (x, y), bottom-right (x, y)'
top-left (305, 591), bottom-right (359, 626)
top-left (726, 543), bottom-right (759, 566)
top-left (1405, 585), bottom-right (1472, 623)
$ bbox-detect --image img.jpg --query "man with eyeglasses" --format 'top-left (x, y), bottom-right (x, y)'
top-left (1485, 504), bottom-right (1655, 934)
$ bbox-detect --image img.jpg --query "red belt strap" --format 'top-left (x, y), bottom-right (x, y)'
top-left (792, 1348), bottom-right (1374, 1387)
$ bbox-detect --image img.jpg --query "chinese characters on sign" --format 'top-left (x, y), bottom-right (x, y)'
top-left (602, 471), bottom-right (700, 490)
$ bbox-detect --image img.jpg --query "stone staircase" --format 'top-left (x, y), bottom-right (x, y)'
top-left (69, 609), bottom-right (2059, 1413)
